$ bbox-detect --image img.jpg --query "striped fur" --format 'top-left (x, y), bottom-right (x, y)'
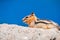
top-left (22, 13), bottom-right (60, 30)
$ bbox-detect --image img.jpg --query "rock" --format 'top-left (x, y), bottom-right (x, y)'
top-left (0, 23), bottom-right (60, 40)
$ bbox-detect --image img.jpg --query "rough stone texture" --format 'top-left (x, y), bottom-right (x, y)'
top-left (0, 23), bottom-right (60, 40)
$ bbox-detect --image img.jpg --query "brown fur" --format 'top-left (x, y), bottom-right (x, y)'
top-left (22, 13), bottom-right (60, 30)
top-left (22, 13), bottom-right (37, 25)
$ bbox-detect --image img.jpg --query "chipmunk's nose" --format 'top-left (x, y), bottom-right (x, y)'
top-left (22, 18), bottom-right (25, 21)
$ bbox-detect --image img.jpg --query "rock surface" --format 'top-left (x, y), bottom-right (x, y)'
top-left (0, 23), bottom-right (60, 40)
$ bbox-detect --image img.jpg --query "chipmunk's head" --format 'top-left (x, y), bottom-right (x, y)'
top-left (22, 12), bottom-right (37, 25)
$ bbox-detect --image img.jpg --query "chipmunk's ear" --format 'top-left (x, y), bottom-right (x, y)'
top-left (31, 12), bottom-right (35, 16)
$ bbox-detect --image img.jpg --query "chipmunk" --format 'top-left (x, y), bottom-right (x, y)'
top-left (22, 12), bottom-right (60, 30)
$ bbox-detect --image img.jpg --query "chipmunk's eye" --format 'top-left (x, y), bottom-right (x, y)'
top-left (26, 17), bottom-right (28, 18)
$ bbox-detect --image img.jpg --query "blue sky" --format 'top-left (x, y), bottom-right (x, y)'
top-left (0, 0), bottom-right (60, 26)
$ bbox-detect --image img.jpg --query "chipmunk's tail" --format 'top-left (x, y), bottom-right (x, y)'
top-left (56, 26), bottom-right (60, 30)
top-left (58, 27), bottom-right (60, 30)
